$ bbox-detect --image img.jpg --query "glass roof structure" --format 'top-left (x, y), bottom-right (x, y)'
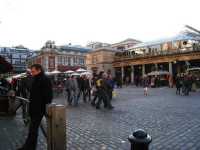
top-left (129, 32), bottom-right (200, 49)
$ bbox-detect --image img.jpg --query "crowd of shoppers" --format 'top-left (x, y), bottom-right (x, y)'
top-left (64, 71), bottom-right (114, 109)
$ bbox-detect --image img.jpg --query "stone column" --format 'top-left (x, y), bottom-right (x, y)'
top-left (142, 64), bottom-right (145, 77)
top-left (131, 65), bottom-right (134, 84)
top-left (46, 56), bottom-right (49, 72)
top-left (121, 66), bottom-right (124, 84)
top-left (55, 56), bottom-right (58, 70)
top-left (169, 62), bottom-right (173, 75)
top-left (155, 63), bottom-right (158, 71)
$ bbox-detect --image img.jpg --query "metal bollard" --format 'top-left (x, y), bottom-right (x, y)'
top-left (47, 103), bottom-right (67, 150)
top-left (128, 129), bottom-right (152, 150)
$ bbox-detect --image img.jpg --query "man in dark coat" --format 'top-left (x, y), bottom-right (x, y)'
top-left (17, 64), bottom-right (53, 150)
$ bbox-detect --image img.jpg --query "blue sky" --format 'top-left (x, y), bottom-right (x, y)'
top-left (0, 0), bottom-right (199, 49)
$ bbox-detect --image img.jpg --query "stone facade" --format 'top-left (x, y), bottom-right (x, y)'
top-left (86, 48), bottom-right (116, 76)
top-left (28, 41), bottom-right (90, 72)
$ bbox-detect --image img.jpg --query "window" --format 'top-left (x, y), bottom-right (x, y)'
top-left (58, 56), bottom-right (62, 64)
top-left (172, 41), bottom-right (180, 49)
top-left (64, 57), bottom-right (68, 65)
top-left (92, 56), bottom-right (98, 64)
top-left (79, 58), bottom-right (85, 65)
top-left (73, 57), bottom-right (78, 65)
top-left (68, 57), bottom-right (71, 66)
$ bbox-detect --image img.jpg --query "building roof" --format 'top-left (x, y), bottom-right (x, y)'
top-left (88, 47), bottom-right (117, 53)
top-left (112, 38), bottom-right (142, 46)
top-left (58, 45), bottom-right (91, 53)
top-left (128, 32), bottom-right (200, 49)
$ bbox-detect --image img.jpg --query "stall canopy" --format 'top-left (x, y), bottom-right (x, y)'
top-left (64, 70), bottom-right (74, 74)
top-left (147, 71), bottom-right (170, 76)
top-left (71, 72), bottom-right (80, 76)
top-left (80, 72), bottom-right (92, 76)
top-left (50, 70), bottom-right (61, 74)
top-left (76, 68), bottom-right (87, 72)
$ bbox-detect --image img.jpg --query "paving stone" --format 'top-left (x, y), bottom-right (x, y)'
top-left (1, 87), bottom-right (200, 149)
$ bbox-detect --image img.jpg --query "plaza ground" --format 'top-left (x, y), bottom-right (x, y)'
top-left (1, 87), bottom-right (200, 150)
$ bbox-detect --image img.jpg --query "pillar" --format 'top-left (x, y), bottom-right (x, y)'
top-left (169, 62), bottom-right (173, 75)
top-left (131, 65), bottom-right (134, 84)
top-left (142, 64), bottom-right (145, 77)
top-left (55, 56), bottom-right (58, 70)
top-left (46, 56), bottom-right (49, 72)
top-left (121, 67), bottom-right (124, 84)
top-left (155, 64), bottom-right (158, 71)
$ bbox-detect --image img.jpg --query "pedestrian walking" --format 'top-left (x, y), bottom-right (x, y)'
top-left (17, 64), bottom-right (53, 150)
top-left (175, 75), bottom-right (181, 95)
top-left (143, 75), bottom-right (149, 96)
top-left (71, 76), bottom-right (79, 106)
top-left (83, 75), bottom-right (91, 102)
top-left (64, 76), bottom-right (73, 105)
top-left (96, 73), bottom-right (114, 110)
top-left (91, 76), bottom-right (99, 106)
top-left (77, 76), bottom-right (86, 102)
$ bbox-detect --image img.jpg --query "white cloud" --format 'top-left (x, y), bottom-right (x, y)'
top-left (0, 0), bottom-right (199, 49)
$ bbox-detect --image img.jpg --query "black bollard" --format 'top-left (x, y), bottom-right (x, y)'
top-left (128, 129), bottom-right (152, 150)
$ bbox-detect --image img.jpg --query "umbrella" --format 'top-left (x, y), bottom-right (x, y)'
top-left (80, 72), bottom-right (92, 76)
top-left (64, 70), bottom-right (74, 74)
top-left (76, 68), bottom-right (87, 72)
top-left (50, 70), bottom-right (61, 74)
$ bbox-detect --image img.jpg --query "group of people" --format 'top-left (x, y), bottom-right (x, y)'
top-left (64, 71), bottom-right (114, 109)
top-left (64, 75), bottom-right (90, 106)
top-left (175, 74), bottom-right (194, 96)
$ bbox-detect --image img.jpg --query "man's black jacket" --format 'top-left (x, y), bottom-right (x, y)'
top-left (29, 72), bottom-right (53, 117)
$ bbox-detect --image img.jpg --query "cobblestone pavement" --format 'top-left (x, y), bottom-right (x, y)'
top-left (1, 87), bottom-right (200, 150)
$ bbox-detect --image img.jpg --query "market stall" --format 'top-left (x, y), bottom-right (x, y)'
top-left (147, 71), bottom-right (170, 87)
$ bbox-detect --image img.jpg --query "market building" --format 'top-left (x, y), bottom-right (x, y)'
top-left (28, 41), bottom-right (91, 72)
top-left (111, 38), bottom-right (141, 51)
top-left (113, 31), bottom-right (200, 84)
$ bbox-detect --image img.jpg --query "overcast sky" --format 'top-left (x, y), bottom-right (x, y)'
top-left (0, 0), bottom-right (199, 49)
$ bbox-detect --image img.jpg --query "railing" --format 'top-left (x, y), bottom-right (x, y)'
top-left (9, 96), bottom-right (67, 150)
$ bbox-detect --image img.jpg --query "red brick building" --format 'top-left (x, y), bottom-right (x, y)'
top-left (28, 41), bottom-right (91, 72)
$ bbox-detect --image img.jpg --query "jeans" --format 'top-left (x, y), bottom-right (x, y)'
top-left (66, 89), bottom-right (72, 104)
top-left (72, 90), bottom-right (79, 106)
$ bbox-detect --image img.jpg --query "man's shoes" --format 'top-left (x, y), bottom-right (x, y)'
top-left (107, 106), bottom-right (114, 110)
top-left (91, 102), bottom-right (95, 106)
top-left (17, 147), bottom-right (26, 150)
top-left (96, 106), bottom-right (100, 109)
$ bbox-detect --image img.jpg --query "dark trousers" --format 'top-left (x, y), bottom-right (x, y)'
top-left (66, 89), bottom-right (72, 104)
top-left (96, 90), bottom-right (112, 108)
top-left (91, 90), bottom-right (99, 105)
top-left (78, 89), bottom-right (86, 102)
top-left (22, 115), bottom-right (43, 150)
top-left (84, 88), bottom-right (91, 101)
